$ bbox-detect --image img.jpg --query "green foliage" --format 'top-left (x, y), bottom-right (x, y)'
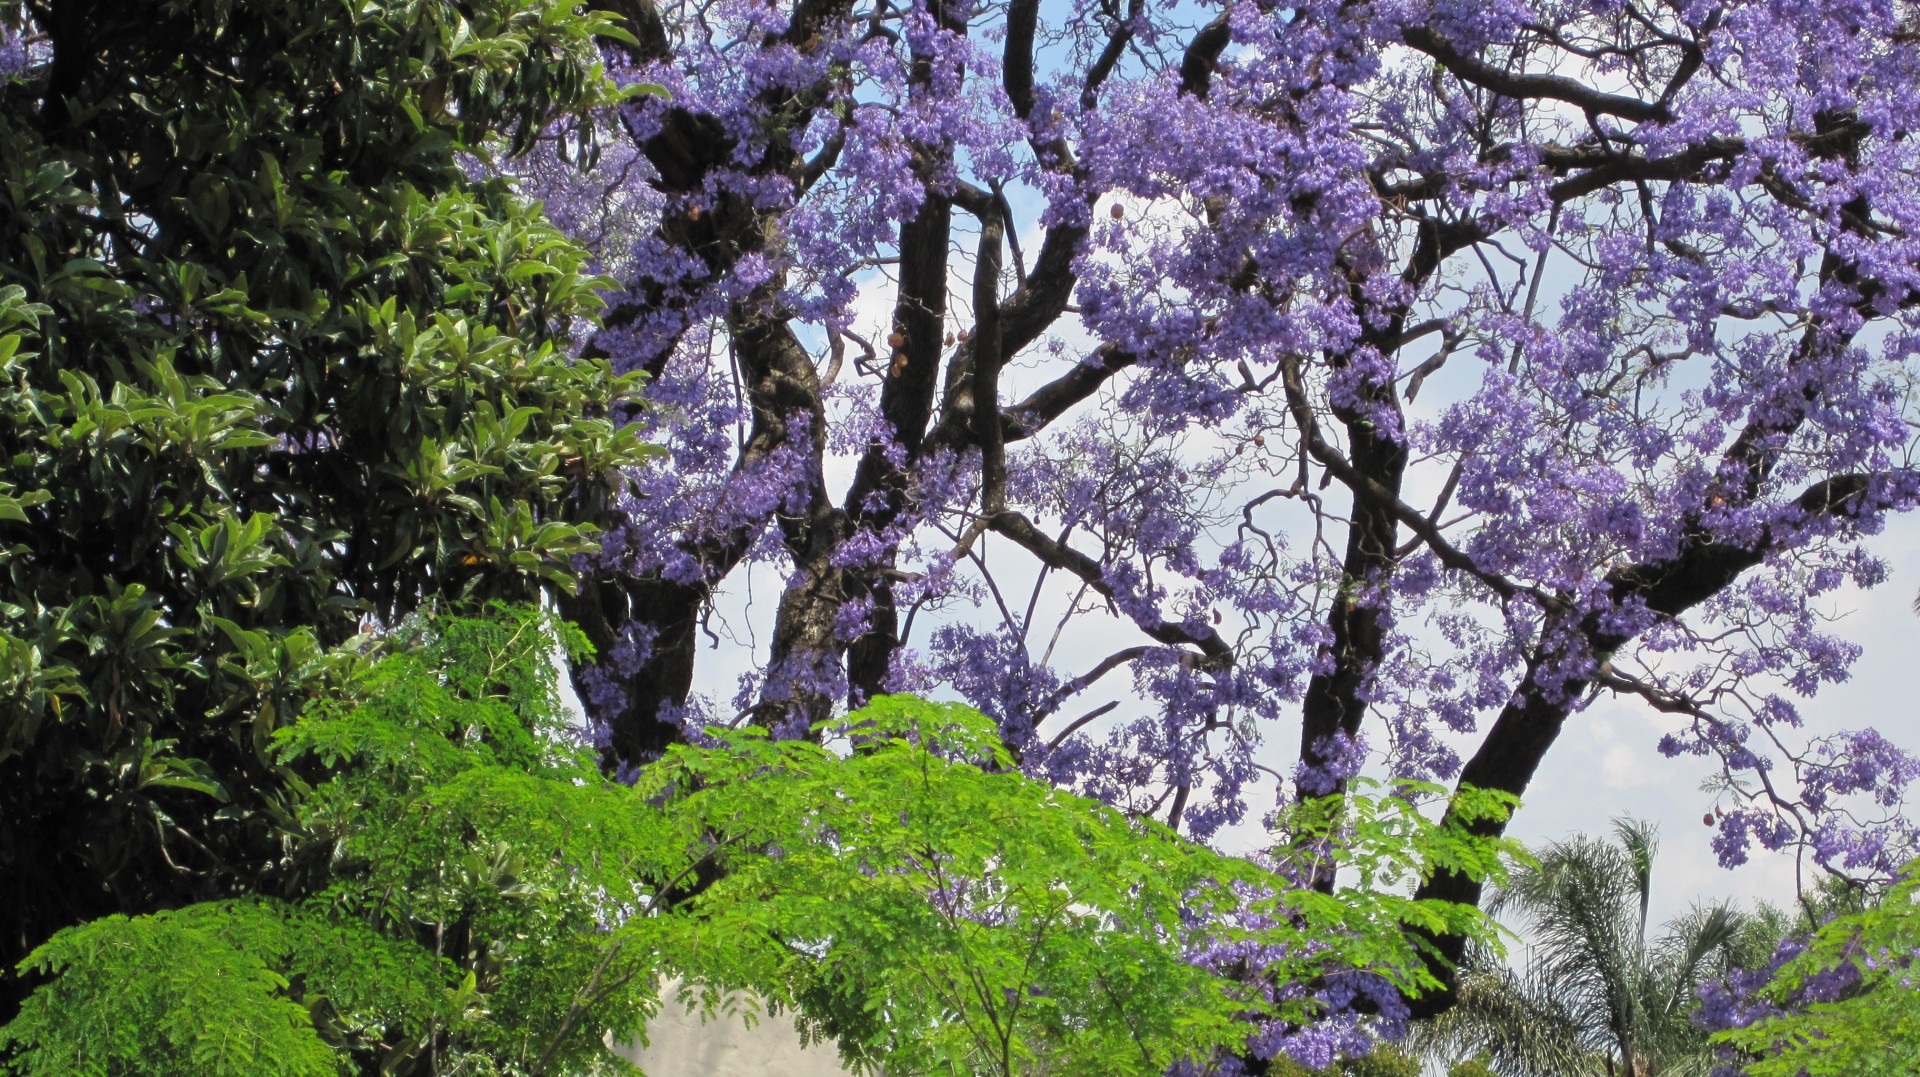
top-left (1445, 1054), bottom-right (1499, 1077)
top-left (1272, 777), bottom-right (1529, 1002)
top-left (0, 606), bottom-right (660, 1076)
top-left (1712, 861), bottom-right (1920, 1077)
top-left (0, 0), bottom-right (659, 999)
top-left (275, 608), bottom-right (669, 1075)
top-left (1, 607), bottom-right (1524, 1076)
top-left (1341, 1047), bottom-right (1424, 1077)
top-left (0, 902), bottom-right (405, 1077)
top-left (644, 700), bottom-right (1522, 1077)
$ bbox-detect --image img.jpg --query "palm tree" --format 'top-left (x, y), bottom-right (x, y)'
top-left (1416, 819), bottom-right (1760, 1077)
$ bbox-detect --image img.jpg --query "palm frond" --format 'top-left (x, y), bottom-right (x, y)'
top-left (1413, 957), bottom-right (1605, 1077)
top-left (1422, 821), bottom-right (1744, 1077)
top-left (1612, 817), bottom-right (1661, 943)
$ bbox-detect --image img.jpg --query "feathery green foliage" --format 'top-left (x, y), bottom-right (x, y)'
top-left (0, 607), bottom-right (664, 1076)
top-left (1712, 861), bottom-right (1920, 1077)
top-left (650, 702), bottom-right (1524, 1077)
top-left (1, 606), bottom-right (1525, 1076)
top-left (0, 902), bottom-right (418, 1077)
top-left (0, 0), bottom-right (659, 1008)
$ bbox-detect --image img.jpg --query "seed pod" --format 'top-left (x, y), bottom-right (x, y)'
top-left (1110, 203), bottom-right (1125, 220)
top-left (888, 331), bottom-right (906, 349)
top-left (1703, 813), bottom-right (1715, 827)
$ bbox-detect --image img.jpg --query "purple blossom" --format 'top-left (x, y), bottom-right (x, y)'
top-left (469, 0), bottom-right (1920, 1043)
top-left (0, 25), bottom-right (26, 78)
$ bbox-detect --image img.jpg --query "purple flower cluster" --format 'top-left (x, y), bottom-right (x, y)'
top-left (501, 0), bottom-right (1920, 1037)
top-left (0, 25), bottom-right (25, 79)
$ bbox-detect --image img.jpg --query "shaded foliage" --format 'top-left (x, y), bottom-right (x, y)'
top-left (0, 0), bottom-right (656, 1014)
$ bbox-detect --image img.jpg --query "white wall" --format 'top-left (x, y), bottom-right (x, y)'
top-left (613, 986), bottom-right (857, 1077)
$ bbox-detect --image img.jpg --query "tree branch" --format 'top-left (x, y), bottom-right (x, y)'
top-left (1402, 24), bottom-right (1668, 123)
top-left (987, 511), bottom-right (1234, 667)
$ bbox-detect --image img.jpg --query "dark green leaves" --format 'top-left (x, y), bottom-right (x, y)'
top-left (0, 0), bottom-right (657, 1002)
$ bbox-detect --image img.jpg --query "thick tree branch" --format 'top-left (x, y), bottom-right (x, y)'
top-left (1082, 0), bottom-right (1144, 109)
top-left (1402, 25), bottom-right (1669, 123)
top-left (973, 211), bottom-right (1008, 515)
top-left (1179, 13), bottom-right (1232, 99)
top-left (1003, 0), bottom-right (1040, 120)
top-left (572, 287), bottom-right (836, 759)
top-left (1408, 470), bottom-right (1886, 1013)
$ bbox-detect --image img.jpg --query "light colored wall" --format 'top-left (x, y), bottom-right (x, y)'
top-left (613, 986), bottom-right (857, 1077)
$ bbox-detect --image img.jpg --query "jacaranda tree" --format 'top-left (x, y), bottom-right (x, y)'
top-left (531, 0), bottom-right (1920, 1015)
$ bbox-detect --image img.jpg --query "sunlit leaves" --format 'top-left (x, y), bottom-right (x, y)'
top-left (2, 607), bottom-right (1523, 1076)
top-left (640, 698), bottom-right (1521, 1076)
top-left (1713, 862), bottom-right (1920, 1077)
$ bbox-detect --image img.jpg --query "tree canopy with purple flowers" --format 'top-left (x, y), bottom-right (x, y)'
top-left (539, 0), bottom-right (1920, 981)
top-left (8, 0), bottom-right (1920, 1070)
